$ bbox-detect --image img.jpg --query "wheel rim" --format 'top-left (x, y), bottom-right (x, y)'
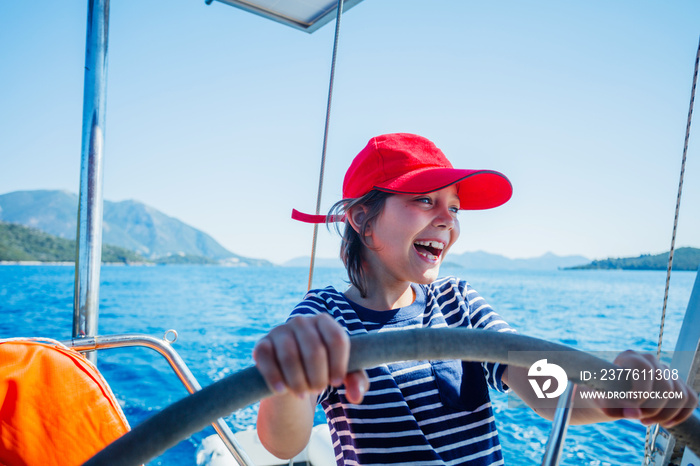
top-left (83, 328), bottom-right (700, 466)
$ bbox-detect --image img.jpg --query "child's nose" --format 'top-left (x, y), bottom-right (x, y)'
top-left (432, 207), bottom-right (456, 230)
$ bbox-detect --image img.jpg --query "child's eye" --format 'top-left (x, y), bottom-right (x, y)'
top-left (449, 206), bottom-right (460, 214)
top-left (416, 197), bottom-right (432, 205)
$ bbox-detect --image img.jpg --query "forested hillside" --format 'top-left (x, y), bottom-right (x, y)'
top-left (0, 222), bottom-right (147, 263)
top-left (568, 247), bottom-right (700, 271)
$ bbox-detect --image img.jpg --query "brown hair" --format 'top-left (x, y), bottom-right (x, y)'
top-left (328, 190), bottom-right (393, 298)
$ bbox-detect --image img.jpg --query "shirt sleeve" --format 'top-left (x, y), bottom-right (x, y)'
top-left (461, 280), bottom-right (516, 393)
top-left (287, 290), bottom-right (327, 321)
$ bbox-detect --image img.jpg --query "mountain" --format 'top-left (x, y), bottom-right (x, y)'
top-left (283, 256), bottom-right (344, 268)
top-left (283, 251), bottom-right (590, 270)
top-left (447, 250), bottom-right (590, 270)
top-left (0, 222), bottom-right (147, 263)
top-left (0, 190), bottom-right (270, 266)
top-left (567, 247), bottom-right (700, 271)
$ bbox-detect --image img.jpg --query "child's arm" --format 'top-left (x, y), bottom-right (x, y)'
top-left (256, 391), bottom-right (317, 459)
top-left (254, 313), bottom-right (369, 459)
top-left (503, 350), bottom-right (698, 426)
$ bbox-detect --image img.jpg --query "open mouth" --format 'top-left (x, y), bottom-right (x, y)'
top-left (413, 240), bottom-right (445, 261)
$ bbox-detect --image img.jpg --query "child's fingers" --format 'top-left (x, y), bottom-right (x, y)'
top-left (641, 406), bottom-right (685, 427)
top-left (662, 401), bottom-right (698, 428)
top-left (642, 378), bottom-right (677, 420)
top-left (289, 316), bottom-right (330, 392)
top-left (260, 321), bottom-right (309, 395)
top-left (316, 313), bottom-right (351, 387)
top-left (252, 337), bottom-right (287, 395)
top-left (344, 370), bottom-right (369, 405)
top-left (254, 314), bottom-right (351, 397)
top-left (641, 379), bottom-right (698, 427)
top-left (610, 350), bottom-right (699, 427)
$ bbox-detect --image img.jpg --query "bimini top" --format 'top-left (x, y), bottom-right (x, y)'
top-left (206, 0), bottom-right (365, 33)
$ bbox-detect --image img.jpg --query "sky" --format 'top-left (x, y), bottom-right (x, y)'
top-left (1, 1), bottom-right (699, 265)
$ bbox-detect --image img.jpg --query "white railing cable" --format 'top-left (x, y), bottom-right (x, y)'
top-left (644, 35), bottom-right (700, 464)
top-left (307, 0), bottom-right (345, 291)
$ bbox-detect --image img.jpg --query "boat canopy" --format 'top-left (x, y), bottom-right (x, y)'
top-left (205, 0), bottom-right (364, 32)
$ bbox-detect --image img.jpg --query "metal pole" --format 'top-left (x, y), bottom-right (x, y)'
top-left (73, 0), bottom-right (110, 364)
top-left (541, 383), bottom-right (577, 466)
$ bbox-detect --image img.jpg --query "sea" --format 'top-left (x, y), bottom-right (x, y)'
top-left (0, 264), bottom-right (697, 466)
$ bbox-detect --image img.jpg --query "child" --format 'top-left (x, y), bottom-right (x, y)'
top-left (254, 133), bottom-right (698, 465)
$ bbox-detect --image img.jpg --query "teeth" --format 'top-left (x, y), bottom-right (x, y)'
top-left (414, 240), bottom-right (445, 250)
top-left (416, 251), bottom-right (439, 261)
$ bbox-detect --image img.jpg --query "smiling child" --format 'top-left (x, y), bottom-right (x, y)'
top-left (253, 133), bottom-right (698, 466)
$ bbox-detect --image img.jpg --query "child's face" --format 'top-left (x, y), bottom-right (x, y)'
top-left (364, 185), bottom-right (460, 285)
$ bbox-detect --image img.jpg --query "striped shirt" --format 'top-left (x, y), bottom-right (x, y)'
top-left (289, 276), bottom-right (516, 466)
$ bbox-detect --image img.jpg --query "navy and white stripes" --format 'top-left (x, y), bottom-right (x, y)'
top-left (289, 276), bottom-right (515, 465)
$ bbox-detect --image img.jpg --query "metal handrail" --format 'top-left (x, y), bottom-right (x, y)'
top-left (62, 332), bottom-right (253, 466)
top-left (541, 383), bottom-right (578, 466)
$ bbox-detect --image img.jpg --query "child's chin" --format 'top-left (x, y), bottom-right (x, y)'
top-left (417, 267), bottom-right (441, 284)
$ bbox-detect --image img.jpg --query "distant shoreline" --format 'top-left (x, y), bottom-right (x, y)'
top-left (0, 261), bottom-right (268, 267)
top-left (1, 261), bottom-right (697, 273)
top-left (0, 261), bottom-right (154, 267)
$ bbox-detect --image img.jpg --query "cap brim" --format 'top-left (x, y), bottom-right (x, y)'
top-left (375, 168), bottom-right (512, 210)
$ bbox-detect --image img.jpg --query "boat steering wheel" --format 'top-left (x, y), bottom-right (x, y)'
top-left (83, 329), bottom-right (700, 465)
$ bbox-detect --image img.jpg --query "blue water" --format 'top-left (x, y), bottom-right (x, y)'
top-left (0, 264), bottom-right (696, 465)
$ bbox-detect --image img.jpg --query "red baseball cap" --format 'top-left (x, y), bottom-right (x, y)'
top-left (293, 133), bottom-right (512, 223)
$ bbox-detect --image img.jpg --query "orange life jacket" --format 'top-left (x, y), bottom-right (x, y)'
top-left (0, 338), bottom-right (130, 466)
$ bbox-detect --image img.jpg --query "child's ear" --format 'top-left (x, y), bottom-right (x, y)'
top-left (347, 205), bottom-right (370, 235)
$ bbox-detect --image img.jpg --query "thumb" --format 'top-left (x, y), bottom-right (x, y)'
top-left (344, 370), bottom-right (369, 404)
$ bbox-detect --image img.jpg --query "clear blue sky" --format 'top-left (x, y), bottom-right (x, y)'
top-left (1, 1), bottom-right (699, 264)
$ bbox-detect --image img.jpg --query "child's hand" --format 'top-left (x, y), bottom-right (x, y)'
top-left (597, 350), bottom-right (698, 427)
top-left (253, 313), bottom-right (369, 404)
